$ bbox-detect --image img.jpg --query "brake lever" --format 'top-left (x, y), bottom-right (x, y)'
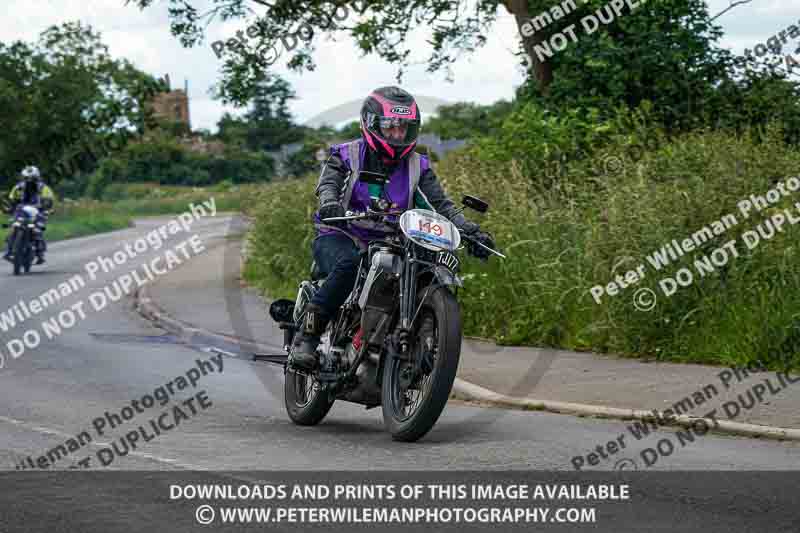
top-left (460, 232), bottom-right (507, 259)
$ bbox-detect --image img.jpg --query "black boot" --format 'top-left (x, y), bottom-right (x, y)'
top-left (34, 238), bottom-right (45, 264)
top-left (289, 304), bottom-right (330, 371)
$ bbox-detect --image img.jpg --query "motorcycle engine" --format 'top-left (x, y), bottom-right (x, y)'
top-left (358, 247), bottom-right (401, 344)
top-left (341, 341), bottom-right (382, 407)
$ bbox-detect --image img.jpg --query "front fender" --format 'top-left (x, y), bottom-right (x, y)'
top-left (433, 265), bottom-right (462, 288)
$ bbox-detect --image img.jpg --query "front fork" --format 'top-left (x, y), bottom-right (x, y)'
top-left (396, 251), bottom-right (418, 355)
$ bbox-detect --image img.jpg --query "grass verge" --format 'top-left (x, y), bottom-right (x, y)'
top-left (41, 182), bottom-right (258, 242)
top-left (243, 125), bottom-right (800, 371)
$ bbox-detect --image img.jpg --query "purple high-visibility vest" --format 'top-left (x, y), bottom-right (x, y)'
top-left (314, 139), bottom-right (426, 247)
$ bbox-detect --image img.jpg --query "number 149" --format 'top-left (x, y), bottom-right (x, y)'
top-left (419, 220), bottom-right (443, 236)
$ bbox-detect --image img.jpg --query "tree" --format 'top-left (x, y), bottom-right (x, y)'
top-left (423, 100), bottom-right (514, 140)
top-left (338, 120), bottom-right (361, 140)
top-left (527, 0), bottom-right (738, 129)
top-left (241, 76), bottom-right (303, 150)
top-left (0, 21), bottom-right (162, 189)
top-left (214, 74), bottom-right (307, 152)
top-left (130, 0), bottom-right (800, 150)
top-left (216, 112), bottom-right (250, 147)
top-left (128, 0), bottom-right (540, 101)
top-left (129, 0), bottom-right (754, 106)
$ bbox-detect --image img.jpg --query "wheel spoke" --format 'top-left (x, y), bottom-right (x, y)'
top-left (390, 311), bottom-right (439, 422)
top-left (291, 369), bottom-right (321, 408)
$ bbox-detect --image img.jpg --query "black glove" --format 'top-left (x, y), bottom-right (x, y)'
top-left (5, 200), bottom-right (18, 216)
top-left (459, 220), bottom-right (480, 235)
top-left (465, 228), bottom-right (495, 261)
top-left (319, 201), bottom-right (346, 228)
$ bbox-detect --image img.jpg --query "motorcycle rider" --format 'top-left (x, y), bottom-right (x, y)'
top-left (4, 165), bottom-right (55, 264)
top-left (289, 86), bottom-right (495, 371)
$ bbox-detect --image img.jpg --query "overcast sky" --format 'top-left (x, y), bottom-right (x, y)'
top-left (4, 0), bottom-right (799, 132)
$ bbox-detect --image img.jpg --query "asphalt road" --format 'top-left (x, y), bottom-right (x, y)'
top-left (0, 214), bottom-right (798, 531)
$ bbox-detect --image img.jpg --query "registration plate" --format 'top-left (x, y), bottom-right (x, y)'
top-left (436, 251), bottom-right (459, 271)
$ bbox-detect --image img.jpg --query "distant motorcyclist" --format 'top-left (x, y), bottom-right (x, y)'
top-left (4, 165), bottom-right (54, 264)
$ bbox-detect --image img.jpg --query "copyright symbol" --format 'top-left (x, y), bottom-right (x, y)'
top-left (599, 153), bottom-right (624, 176)
top-left (614, 458), bottom-right (638, 470)
top-left (196, 505), bottom-right (215, 525)
top-left (633, 288), bottom-right (656, 312)
top-left (258, 45), bottom-right (281, 66)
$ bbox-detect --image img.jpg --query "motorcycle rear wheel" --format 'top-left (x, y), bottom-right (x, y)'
top-left (284, 327), bottom-right (336, 426)
top-left (381, 287), bottom-right (462, 442)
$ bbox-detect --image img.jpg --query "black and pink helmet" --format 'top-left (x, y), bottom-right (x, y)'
top-left (360, 86), bottom-right (421, 166)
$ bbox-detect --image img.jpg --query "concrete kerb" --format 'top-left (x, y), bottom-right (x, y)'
top-left (133, 280), bottom-right (800, 443)
top-left (452, 379), bottom-right (800, 442)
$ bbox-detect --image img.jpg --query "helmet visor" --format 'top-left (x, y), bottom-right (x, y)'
top-left (365, 112), bottom-right (420, 147)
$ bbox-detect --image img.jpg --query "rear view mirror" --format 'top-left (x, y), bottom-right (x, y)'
top-left (462, 195), bottom-right (489, 213)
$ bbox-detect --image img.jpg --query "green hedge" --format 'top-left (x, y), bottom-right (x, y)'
top-left (86, 133), bottom-right (275, 198)
top-left (244, 123), bottom-right (800, 371)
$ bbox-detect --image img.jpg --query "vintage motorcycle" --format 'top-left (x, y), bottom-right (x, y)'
top-left (268, 194), bottom-right (505, 442)
top-left (3, 204), bottom-right (47, 276)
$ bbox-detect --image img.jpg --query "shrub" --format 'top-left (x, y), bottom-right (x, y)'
top-left (414, 144), bottom-right (439, 162)
top-left (244, 123), bottom-right (800, 371)
top-left (85, 131), bottom-right (275, 197)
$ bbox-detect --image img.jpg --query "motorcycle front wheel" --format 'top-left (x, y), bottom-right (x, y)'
top-left (12, 229), bottom-right (29, 276)
top-left (381, 287), bottom-right (462, 442)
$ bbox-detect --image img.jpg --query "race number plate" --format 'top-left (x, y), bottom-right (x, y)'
top-left (399, 209), bottom-right (461, 252)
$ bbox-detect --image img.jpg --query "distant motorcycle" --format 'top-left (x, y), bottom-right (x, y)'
top-left (269, 194), bottom-right (505, 442)
top-left (3, 204), bottom-right (47, 276)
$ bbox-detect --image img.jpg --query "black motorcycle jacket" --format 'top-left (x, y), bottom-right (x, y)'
top-left (316, 144), bottom-right (473, 229)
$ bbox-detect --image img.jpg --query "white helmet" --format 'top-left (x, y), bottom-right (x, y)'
top-left (21, 166), bottom-right (40, 181)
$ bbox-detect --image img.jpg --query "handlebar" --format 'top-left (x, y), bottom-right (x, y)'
top-left (460, 233), bottom-right (507, 259)
top-left (322, 209), bottom-right (507, 259)
top-left (322, 209), bottom-right (403, 223)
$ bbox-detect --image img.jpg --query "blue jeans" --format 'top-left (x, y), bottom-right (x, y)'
top-left (310, 234), bottom-right (363, 318)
